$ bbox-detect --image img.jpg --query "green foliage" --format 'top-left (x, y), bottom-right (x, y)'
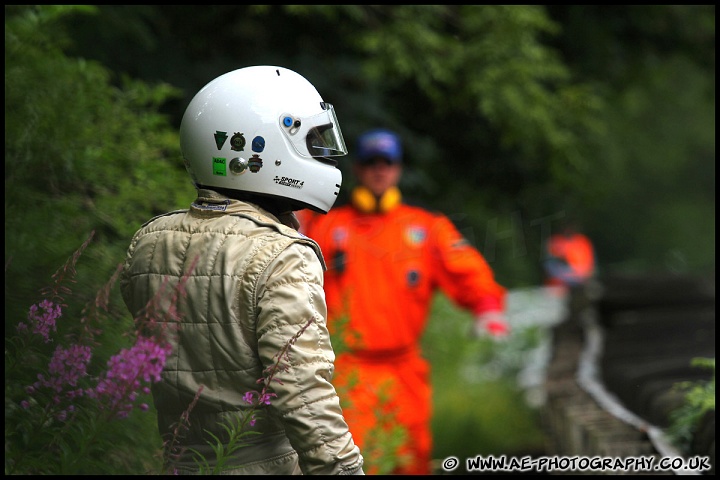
top-left (328, 310), bottom-right (409, 474)
top-left (5, 5), bottom-right (193, 336)
top-left (424, 294), bottom-right (547, 472)
top-left (5, 6), bottom-right (189, 473)
top-left (4, 234), bottom-right (164, 474)
top-left (666, 358), bottom-right (715, 454)
top-left (190, 412), bottom-right (263, 475)
top-left (341, 5), bottom-right (605, 202)
top-left (546, 6), bottom-right (716, 276)
top-left (584, 51), bottom-right (715, 275)
top-left (45, 5), bottom-right (715, 285)
top-left (355, 380), bottom-right (412, 475)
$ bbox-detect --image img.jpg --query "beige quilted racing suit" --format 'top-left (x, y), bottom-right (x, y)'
top-left (120, 189), bottom-right (364, 475)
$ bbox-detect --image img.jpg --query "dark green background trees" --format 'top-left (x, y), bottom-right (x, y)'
top-left (7, 5), bottom-right (714, 303)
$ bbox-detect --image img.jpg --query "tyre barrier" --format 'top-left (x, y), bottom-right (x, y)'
top-left (542, 273), bottom-right (715, 475)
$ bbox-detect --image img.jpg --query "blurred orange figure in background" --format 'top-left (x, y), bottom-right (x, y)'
top-left (300, 128), bottom-right (508, 474)
top-left (543, 222), bottom-right (596, 288)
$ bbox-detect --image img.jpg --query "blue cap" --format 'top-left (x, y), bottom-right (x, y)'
top-left (356, 129), bottom-right (402, 164)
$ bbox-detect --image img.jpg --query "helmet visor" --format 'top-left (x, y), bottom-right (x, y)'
top-left (281, 103), bottom-right (347, 158)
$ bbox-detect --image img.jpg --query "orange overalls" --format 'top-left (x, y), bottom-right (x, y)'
top-left (544, 232), bottom-right (595, 287)
top-left (301, 202), bottom-right (506, 474)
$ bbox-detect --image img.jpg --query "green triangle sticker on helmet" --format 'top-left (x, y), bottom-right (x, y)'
top-left (214, 131), bottom-right (228, 150)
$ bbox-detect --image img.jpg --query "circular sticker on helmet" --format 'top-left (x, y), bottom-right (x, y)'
top-left (248, 155), bottom-right (263, 173)
top-left (229, 157), bottom-right (248, 175)
top-left (230, 132), bottom-right (246, 151)
top-left (252, 136), bottom-right (265, 153)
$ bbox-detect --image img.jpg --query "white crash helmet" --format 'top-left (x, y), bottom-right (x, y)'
top-left (180, 65), bottom-right (347, 213)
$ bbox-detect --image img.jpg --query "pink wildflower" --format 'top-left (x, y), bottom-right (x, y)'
top-left (34, 344), bottom-right (92, 397)
top-left (48, 344), bottom-right (92, 387)
top-left (20, 300), bottom-right (62, 343)
top-left (92, 335), bottom-right (172, 418)
top-left (258, 392), bottom-right (277, 405)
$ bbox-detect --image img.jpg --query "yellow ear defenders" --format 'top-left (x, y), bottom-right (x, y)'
top-left (351, 186), bottom-right (402, 213)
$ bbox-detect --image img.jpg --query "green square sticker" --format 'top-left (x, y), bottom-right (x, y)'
top-left (213, 157), bottom-right (227, 176)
